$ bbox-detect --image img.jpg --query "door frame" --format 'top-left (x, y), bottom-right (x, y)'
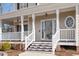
top-left (40, 18), bottom-right (56, 40)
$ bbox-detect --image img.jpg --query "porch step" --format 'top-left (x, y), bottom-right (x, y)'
top-left (27, 42), bottom-right (52, 52)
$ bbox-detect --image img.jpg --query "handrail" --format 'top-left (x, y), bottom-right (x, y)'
top-left (2, 31), bottom-right (28, 33)
top-left (60, 29), bottom-right (75, 30)
top-left (25, 32), bottom-right (34, 50)
top-left (25, 32), bottom-right (33, 40)
top-left (52, 30), bottom-right (60, 55)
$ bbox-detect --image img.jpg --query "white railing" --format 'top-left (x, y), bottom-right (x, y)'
top-left (2, 31), bottom-right (28, 40)
top-left (60, 29), bottom-right (75, 41)
top-left (52, 30), bottom-right (60, 55)
top-left (24, 31), bottom-right (28, 36)
top-left (2, 32), bottom-right (21, 40)
top-left (52, 29), bottom-right (75, 55)
top-left (25, 32), bottom-right (34, 50)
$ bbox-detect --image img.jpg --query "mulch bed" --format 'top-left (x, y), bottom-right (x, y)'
top-left (55, 50), bottom-right (79, 56)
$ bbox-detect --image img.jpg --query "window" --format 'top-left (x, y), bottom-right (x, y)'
top-left (19, 3), bottom-right (37, 9)
top-left (2, 24), bottom-right (14, 32)
top-left (17, 3), bottom-right (20, 10)
top-left (17, 25), bottom-right (21, 32)
top-left (17, 24), bottom-right (28, 32)
top-left (24, 25), bottom-right (28, 31)
top-left (28, 3), bottom-right (37, 7)
top-left (65, 16), bottom-right (75, 28)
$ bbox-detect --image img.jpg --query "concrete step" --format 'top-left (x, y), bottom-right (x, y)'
top-left (30, 44), bottom-right (52, 46)
top-left (28, 48), bottom-right (52, 52)
top-left (27, 42), bottom-right (52, 52)
top-left (29, 46), bottom-right (52, 49)
top-left (31, 42), bottom-right (52, 46)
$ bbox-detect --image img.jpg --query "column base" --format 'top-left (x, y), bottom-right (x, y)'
top-left (76, 46), bottom-right (79, 52)
top-left (55, 45), bottom-right (62, 52)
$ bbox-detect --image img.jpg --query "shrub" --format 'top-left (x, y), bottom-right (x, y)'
top-left (1, 41), bottom-right (11, 51)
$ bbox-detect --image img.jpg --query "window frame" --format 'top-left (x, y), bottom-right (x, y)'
top-left (65, 16), bottom-right (75, 29)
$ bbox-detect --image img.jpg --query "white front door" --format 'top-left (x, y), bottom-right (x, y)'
top-left (41, 19), bottom-right (56, 41)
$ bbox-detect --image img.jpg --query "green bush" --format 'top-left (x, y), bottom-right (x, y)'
top-left (1, 41), bottom-right (11, 51)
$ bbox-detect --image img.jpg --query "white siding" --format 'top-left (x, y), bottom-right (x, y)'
top-left (19, 3), bottom-right (37, 9)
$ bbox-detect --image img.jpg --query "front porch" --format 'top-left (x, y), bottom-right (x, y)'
top-left (1, 9), bottom-right (76, 43)
top-left (1, 7), bottom-right (76, 43)
top-left (0, 4), bottom-right (78, 55)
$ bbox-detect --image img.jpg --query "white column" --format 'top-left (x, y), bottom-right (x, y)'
top-left (52, 9), bottom-right (60, 55)
top-left (21, 16), bottom-right (24, 41)
top-left (56, 9), bottom-right (60, 31)
top-left (0, 20), bottom-right (2, 41)
top-left (76, 5), bottom-right (79, 46)
top-left (32, 14), bottom-right (35, 41)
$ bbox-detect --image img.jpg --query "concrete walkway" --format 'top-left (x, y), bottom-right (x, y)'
top-left (19, 51), bottom-right (55, 56)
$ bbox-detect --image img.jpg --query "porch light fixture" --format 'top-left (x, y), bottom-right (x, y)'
top-left (65, 16), bottom-right (75, 28)
top-left (44, 13), bottom-right (48, 19)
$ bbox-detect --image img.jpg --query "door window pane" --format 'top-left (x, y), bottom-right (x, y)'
top-left (41, 20), bottom-right (56, 41)
top-left (45, 20), bottom-right (52, 39)
top-left (42, 22), bottom-right (45, 39)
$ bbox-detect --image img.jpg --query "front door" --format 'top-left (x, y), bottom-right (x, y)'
top-left (41, 19), bottom-right (56, 41)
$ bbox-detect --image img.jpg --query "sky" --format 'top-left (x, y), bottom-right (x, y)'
top-left (2, 3), bottom-right (14, 13)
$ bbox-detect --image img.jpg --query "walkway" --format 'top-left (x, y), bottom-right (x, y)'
top-left (19, 51), bottom-right (55, 56)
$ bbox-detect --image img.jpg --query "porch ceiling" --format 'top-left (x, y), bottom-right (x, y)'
top-left (2, 17), bottom-right (18, 21)
top-left (0, 3), bottom-right (77, 20)
top-left (2, 16), bottom-right (29, 23)
top-left (35, 7), bottom-right (75, 17)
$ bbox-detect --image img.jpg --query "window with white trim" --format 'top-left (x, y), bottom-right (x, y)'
top-left (65, 16), bottom-right (75, 28)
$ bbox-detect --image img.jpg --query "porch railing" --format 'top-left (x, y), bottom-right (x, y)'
top-left (52, 30), bottom-right (60, 55)
top-left (25, 32), bottom-right (34, 50)
top-left (52, 29), bottom-right (75, 55)
top-left (2, 31), bottom-right (28, 40)
top-left (60, 29), bottom-right (75, 41)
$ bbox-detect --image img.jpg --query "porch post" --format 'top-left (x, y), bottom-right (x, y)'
top-left (56, 9), bottom-right (61, 51)
top-left (76, 5), bottom-right (79, 52)
top-left (56, 9), bottom-right (60, 31)
top-left (21, 16), bottom-right (24, 41)
top-left (0, 20), bottom-right (2, 41)
top-left (52, 9), bottom-right (60, 55)
top-left (32, 14), bottom-right (35, 41)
